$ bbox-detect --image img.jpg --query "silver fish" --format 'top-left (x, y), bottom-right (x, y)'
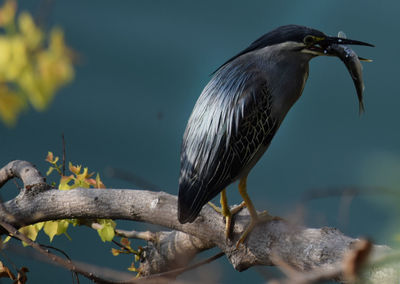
top-left (326, 31), bottom-right (371, 114)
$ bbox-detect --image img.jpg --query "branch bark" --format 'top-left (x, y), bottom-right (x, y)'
top-left (0, 160), bottom-right (398, 283)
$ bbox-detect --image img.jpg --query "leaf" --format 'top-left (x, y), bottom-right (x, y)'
top-left (127, 262), bottom-right (137, 272)
top-left (0, 86), bottom-right (26, 127)
top-left (69, 162), bottom-right (81, 175)
top-left (121, 237), bottom-right (130, 247)
top-left (95, 173), bottom-right (105, 189)
top-left (46, 166), bottom-right (55, 176)
top-left (43, 221), bottom-right (58, 242)
top-left (43, 220), bottom-right (69, 242)
top-left (111, 248), bottom-right (120, 256)
top-left (18, 222), bottom-right (44, 246)
top-left (0, 261), bottom-right (16, 280)
top-left (18, 12), bottom-right (43, 50)
top-left (59, 175), bottom-right (73, 190)
top-left (97, 220), bottom-right (116, 242)
top-left (45, 151), bottom-right (54, 162)
top-left (15, 267), bottom-right (28, 284)
top-left (0, 0), bottom-right (16, 27)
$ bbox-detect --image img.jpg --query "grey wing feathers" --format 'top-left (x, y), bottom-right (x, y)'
top-left (178, 62), bottom-right (278, 223)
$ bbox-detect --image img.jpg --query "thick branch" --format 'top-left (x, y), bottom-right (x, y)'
top-left (0, 160), bottom-right (47, 188)
top-left (0, 160), bottom-right (398, 283)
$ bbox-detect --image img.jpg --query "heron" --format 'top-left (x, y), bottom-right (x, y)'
top-left (177, 25), bottom-right (373, 245)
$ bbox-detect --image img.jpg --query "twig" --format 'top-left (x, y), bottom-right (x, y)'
top-left (116, 229), bottom-right (156, 242)
top-left (39, 244), bottom-right (80, 283)
top-left (270, 252), bottom-right (342, 284)
top-left (0, 220), bottom-right (116, 284)
top-left (143, 251), bottom-right (225, 280)
top-left (62, 133), bottom-right (66, 176)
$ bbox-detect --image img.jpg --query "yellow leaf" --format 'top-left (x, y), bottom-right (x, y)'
top-left (18, 223), bottom-right (43, 246)
top-left (128, 262), bottom-right (139, 272)
top-left (43, 220), bottom-right (68, 242)
top-left (69, 162), bottom-right (81, 175)
top-left (18, 12), bottom-right (43, 49)
top-left (76, 167), bottom-right (91, 181)
top-left (97, 220), bottom-right (116, 242)
top-left (95, 173), bottom-right (106, 189)
top-left (46, 166), bottom-right (55, 176)
top-left (45, 152), bottom-right (54, 162)
top-left (57, 220), bottom-right (69, 236)
top-left (0, 0), bottom-right (16, 27)
top-left (0, 85), bottom-right (26, 127)
top-left (0, 260), bottom-right (16, 280)
top-left (3, 235), bottom-right (10, 243)
top-left (43, 221), bottom-right (58, 242)
top-left (0, 36), bottom-right (28, 81)
top-left (0, 37), bottom-right (12, 73)
top-left (111, 248), bottom-right (120, 256)
top-left (59, 175), bottom-right (73, 190)
top-left (34, 222), bottom-right (44, 231)
top-left (121, 237), bottom-right (130, 247)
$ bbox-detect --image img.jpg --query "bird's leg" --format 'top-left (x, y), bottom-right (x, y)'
top-left (220, 189), bottom-right (232, 240)
top-left (208, 189), bottom-right (246, 240)
top-left (236, 176), bottom-right (275, 247)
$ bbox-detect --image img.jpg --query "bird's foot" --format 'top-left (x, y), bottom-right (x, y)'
top-left (236, 211), bottom-right (280, 249)
top-left (208, 201), bottom-right (223, 213)
top-left (208, 201), bottom-right (246, 240)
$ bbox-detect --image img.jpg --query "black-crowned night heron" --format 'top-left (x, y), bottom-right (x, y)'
top-left (177, 25), bottom-right (373, 245)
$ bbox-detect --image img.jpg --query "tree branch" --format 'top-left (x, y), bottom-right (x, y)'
top-left (0, 160), bottom-right (398, 283)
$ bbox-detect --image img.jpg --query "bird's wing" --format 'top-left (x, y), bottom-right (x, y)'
top-left (178, 63), bottom-right (278, 223)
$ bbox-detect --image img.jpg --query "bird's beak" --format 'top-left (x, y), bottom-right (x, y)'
top-left (307, 36), bottom-right (374, 58)
top-left (321, 36), bottom-right (374, 48)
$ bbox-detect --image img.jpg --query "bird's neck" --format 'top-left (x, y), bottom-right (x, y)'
top-left (257, 48), bottom-right (312, 120)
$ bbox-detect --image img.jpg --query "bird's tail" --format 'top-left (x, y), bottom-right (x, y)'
top-left (178, 182), bottom-right (208, 224)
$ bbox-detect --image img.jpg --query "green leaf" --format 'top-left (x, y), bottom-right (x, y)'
top-left (43, 220), bottom-right (69, 242)
top-left (46, 166), bottom-right (55, 176)
top-left (43, 221), bottom-right (58, 241)
top-left (97, 220), bottom-right (116, 242)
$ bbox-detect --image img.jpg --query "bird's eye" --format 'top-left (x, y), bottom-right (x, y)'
top-left (303, 35), bottom-right (315, 45)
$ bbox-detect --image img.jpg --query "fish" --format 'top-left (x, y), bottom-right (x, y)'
top-left (326, 31), bottom-right (372, 114)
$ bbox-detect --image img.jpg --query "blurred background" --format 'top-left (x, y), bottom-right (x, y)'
top-left (0, 0), bottom-right (399, 283)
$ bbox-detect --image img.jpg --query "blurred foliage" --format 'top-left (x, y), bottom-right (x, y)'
top-left (0, 261), bottom-right (28, 283)
top-left (4, 152), bottom-right (115, 246)
top-left (0, 0), bottom-right (74, 127)
top-left (111, 237), bottom-right (144, 275)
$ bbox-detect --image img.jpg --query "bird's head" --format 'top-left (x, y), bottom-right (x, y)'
top-left (218, 25), bottom-right (374, 114)
top-left (225, 25), bottom-right (373, 62)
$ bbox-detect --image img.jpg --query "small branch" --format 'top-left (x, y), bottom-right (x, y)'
top-left (0, 220), bottom-right (116, 284)
top-left (62, 133), bottom-right (66, 176)
top-left (144, 251), bottom-right (224, 279)
top-left (116, 229), bottom-right (156, 242)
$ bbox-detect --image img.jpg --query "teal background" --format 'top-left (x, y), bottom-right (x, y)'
top-left (1, 1), bottom-right (399, 283)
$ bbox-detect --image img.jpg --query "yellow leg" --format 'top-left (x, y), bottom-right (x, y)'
top-left (236, 176), bottom-right (274, 248)
top-left (220, 189), bottom-right (233, 240)
top-left (208, 189), bottom-right (246, 240)
top-left (238, 176), bottom-right (258, 220)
